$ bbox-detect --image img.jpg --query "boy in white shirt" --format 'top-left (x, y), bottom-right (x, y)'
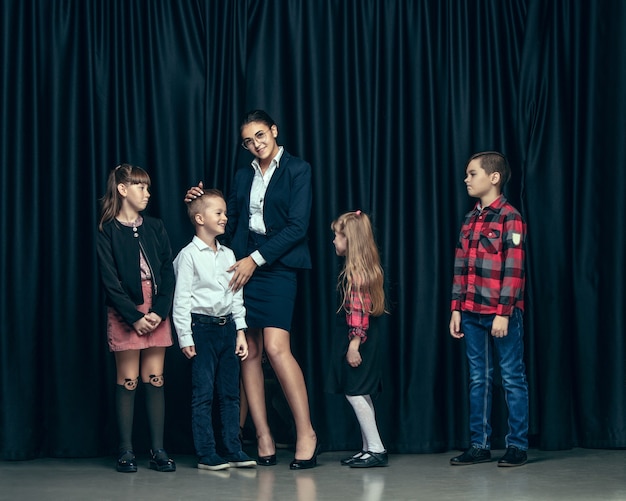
top-left (173, 189), bottom-right (255, 470)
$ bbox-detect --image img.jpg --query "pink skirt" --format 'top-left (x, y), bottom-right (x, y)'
top-left (107, 280), bottom-right (173, 352)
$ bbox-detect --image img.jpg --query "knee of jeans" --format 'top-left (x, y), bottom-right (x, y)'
top-left (500, 370), bottom-right (527, 387)
top-left (469, 369), bottom-right (493, 385)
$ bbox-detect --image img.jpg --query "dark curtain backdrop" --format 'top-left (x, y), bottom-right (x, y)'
top-left (1, 0), bottom-right (625, 460)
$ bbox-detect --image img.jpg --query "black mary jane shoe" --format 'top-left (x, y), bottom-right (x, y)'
top-left (149, 449), bottom-right (176, 472)
top-left (257, 454), bottom-right (277, 466)
top-left (116, 450), bottom-right (137, 473)
top-left (340, 450), bottom-right (366, 466)
top-left (289, 441), bottom-right (321, 470)
top-left (349, 451), bottom-right (389, 468)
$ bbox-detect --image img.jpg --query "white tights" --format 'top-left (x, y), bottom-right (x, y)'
top-left (345, 394), bottom-right (385, 454)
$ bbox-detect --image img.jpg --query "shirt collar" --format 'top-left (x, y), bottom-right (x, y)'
top-left (475, 194), bottom-right (506, 214)
top-left (192, 235), bottom-right (222, 252)
top-left (251, 146), bottom-right (284, 172)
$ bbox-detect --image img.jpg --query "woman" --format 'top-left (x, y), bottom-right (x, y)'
top-left (186, 110), bottom-right (318, 469)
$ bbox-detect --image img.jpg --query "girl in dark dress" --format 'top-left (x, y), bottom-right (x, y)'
top-left (328, 210), bottom-right (388, 468)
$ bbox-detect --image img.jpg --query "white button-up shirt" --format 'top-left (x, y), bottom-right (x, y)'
top-left (172, 236), bottom-right (247, 348)
top-left (249, 146), bottom-right (284, 235)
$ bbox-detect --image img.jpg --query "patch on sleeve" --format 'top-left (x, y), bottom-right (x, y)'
top-left (512, 232), bottom-right (522, 246)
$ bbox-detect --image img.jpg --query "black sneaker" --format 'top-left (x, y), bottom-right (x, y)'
top-left (497, 446), bottom-right (528, 467)
top-left (198, 453), bottom-right (230, 471)
top-left (450, 446), bottom-right (491, 465)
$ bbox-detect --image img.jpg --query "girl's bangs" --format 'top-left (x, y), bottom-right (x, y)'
top-left (129, 168), bottom-right (151, 186)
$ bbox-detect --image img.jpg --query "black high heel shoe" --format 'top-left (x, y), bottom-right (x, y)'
top-left (257, 437), bottom-right (277, 466)
top-left (257, 453), bottom-right (277, 466)
top-left (289, 440), bottom-right (320, 470)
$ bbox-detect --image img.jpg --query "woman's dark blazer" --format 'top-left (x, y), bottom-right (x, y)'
top-left (97, 216), bottom-right (175, 326)
top-left (225, 150), bottom-right (312, 269)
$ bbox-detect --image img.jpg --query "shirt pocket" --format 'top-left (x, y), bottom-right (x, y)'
top-left (459, 230), bottom-right (471, 253)
top-left (478, 227), bottom-right (501, 254)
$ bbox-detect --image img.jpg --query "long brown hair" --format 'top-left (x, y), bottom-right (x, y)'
top-left (98, 163), bottom-right (151, 231)
top-left (331, 211), bottom-right (386, 316)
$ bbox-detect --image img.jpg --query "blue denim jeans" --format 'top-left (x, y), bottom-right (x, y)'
top-left (461, 308), bottom-right (529, 450)
top-left (190, 314), bottom-right (241, 458)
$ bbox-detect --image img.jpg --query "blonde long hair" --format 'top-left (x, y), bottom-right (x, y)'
top-left (98, 163), bottom-right (151, 231)
top-left (331, 211), bottom-right (385, 316)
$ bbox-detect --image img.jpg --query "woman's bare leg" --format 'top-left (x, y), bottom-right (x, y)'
top-left (241, 328), bottom-right (275, 457)
top-left (263, 327), bottom-right (316, 460)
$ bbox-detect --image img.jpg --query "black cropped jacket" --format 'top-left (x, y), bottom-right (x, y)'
top-left (97, 216), bottom-right (175, 326)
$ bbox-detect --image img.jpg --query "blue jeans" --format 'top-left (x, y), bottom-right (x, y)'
top-left (461, 308), bottom-right (529, 450)
top-left (190, 314), bottom-right (241, 458)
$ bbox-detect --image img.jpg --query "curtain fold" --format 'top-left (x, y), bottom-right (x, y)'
top-left (1, 0), bottom-right (625, 459)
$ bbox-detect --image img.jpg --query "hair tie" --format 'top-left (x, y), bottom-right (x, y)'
top-left (355, 210), bottom-right (362, 216)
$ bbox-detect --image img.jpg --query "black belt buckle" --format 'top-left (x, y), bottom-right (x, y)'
top-left (216, 316), bottom-right (228, 326)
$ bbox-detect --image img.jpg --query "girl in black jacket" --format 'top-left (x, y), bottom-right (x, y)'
top-left (97, 164), bottom-right (176, 473)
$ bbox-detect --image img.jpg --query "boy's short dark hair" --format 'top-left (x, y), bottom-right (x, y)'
top-left (187, 189), bottom-right (225, 225)
top-left (468, 151), bottom-right (511, 188)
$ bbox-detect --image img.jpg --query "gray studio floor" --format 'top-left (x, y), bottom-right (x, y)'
top-left (1, 448), bottom-right (625, 501)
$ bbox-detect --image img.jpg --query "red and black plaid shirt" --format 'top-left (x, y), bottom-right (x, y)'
top-left (345, 289), bottom-right (371, 342)
top-left (451, 195), bottom-right (526, 316)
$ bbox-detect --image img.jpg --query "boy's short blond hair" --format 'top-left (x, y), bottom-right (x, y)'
top-left (187, 189), bottom-right (225, 225)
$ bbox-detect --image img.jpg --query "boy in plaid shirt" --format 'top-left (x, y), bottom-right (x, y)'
top-left (449, 151), bottom-right (529, 467)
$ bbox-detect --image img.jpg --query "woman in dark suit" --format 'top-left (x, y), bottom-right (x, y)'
top-left (186, 110), bottom-right (318, 470)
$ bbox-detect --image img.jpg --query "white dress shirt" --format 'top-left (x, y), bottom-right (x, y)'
top-left (172, 235), bottom-right (247, 348)
top-left (248, 146), bottom-right (284, 266)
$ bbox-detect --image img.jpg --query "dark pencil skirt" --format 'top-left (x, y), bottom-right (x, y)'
top-left (245, 233), bottom-right (297, 331)
top-left (244, 264), bottom-right (297, 331)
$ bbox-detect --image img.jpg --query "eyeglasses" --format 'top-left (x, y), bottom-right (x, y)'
top-left (241, 129), bottom-right (271, 150)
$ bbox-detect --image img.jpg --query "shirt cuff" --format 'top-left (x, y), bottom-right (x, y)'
top-left (178, 334), bottom-right (194, 349)
top-left (250, 250), bottom-right (266, 266)
top-left (496, 304), bottom-right (514, 316)
top-left (348, 327), bottom-right (368, 343)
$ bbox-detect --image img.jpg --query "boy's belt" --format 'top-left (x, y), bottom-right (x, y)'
top-left (192, 313), bottom-right (232, 326)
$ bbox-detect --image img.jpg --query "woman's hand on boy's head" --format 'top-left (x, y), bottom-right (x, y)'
top-left (184, 181), bottom-right (204, 203)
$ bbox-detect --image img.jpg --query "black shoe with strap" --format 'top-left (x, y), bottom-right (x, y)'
top-left (450, 446), bottom-right (491, 465)
top-left (340, 450), bottom-right (366, 466)
top-left (349, 451), bottom-right (389, 468)
top-left (149, 448), bottom-right (176, 472)
top-left (116, 450), bottom-right (137, 473)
